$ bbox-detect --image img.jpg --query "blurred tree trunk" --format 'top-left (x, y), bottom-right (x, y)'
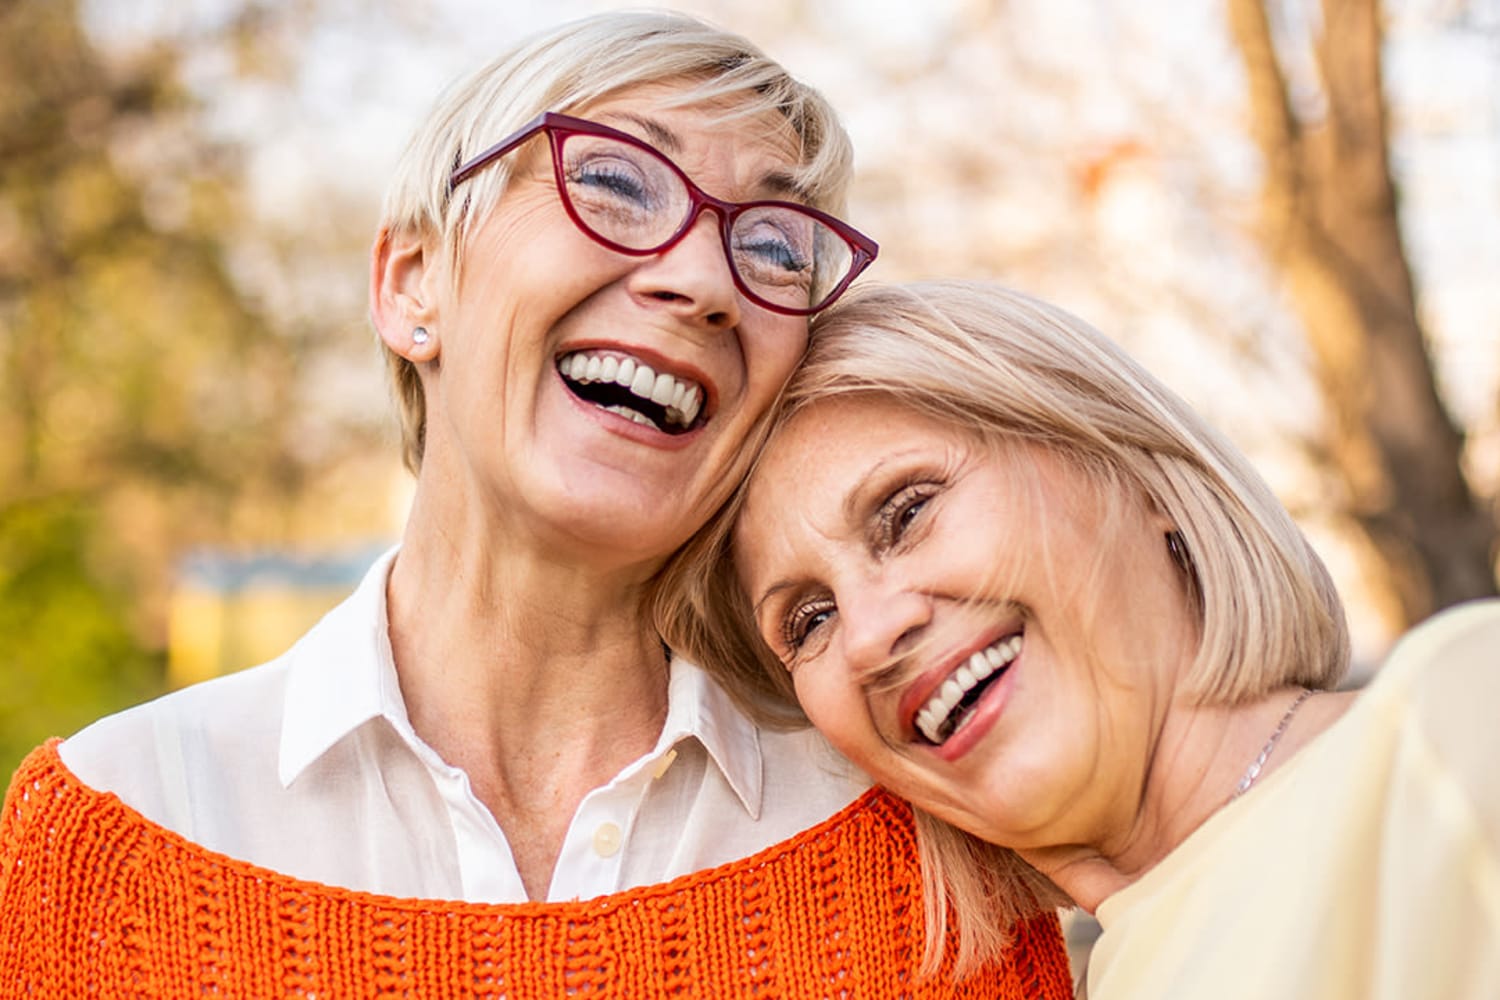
top-left (1227, 0), bottom-right (1498, 627)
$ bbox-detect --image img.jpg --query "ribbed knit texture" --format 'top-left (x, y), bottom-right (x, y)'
top-left (1, 741), bottom-right (1070, 998)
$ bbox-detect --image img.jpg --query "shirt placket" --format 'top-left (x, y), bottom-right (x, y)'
top-left (546, 773), bottom-right (654, 901)
top-left (430, 760), bottom-right (529, 902)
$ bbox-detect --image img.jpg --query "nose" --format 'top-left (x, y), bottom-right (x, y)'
top-left (838, 580), bottom-right (931, 683)
top-left (627, 209), bottom-right (741, 330)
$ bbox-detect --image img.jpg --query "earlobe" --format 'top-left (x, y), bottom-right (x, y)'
top-left (371, 225), bottom-right (442, 362)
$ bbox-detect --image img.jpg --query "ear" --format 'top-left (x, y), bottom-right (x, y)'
top-left (371, 225), bottom-right (442, 363)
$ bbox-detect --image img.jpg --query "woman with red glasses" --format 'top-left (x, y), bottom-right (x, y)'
top-left (0, 12), bottom-right (1070, 997)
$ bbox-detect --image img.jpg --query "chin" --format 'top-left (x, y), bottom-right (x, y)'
top-left (553, 499), bottom-right (696, 561)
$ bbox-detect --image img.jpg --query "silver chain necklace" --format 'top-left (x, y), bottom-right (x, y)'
top-left (1074, 686), bottom-right (1317, 999)
top-left (1231, 688), bottom-right (1313, 799)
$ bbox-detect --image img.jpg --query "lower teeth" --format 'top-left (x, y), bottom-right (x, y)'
top-left (947, 708), bottom-right (978, 740)
top-left (602, 405), bottom-right (659, 429)
top-left (933, 708), bottom-right (971, 745)
top-left (928, 666), bottom-right (1007, 744)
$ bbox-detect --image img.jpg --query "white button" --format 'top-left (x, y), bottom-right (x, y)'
top-left (592, 822), bottom-right (622, 858)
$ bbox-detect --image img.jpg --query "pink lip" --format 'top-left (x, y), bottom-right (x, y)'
top-left (926, 659), bottom-right (1017, 762)
top-left (556, 339), bottom-right (720, 419)
top-left (558, 388), bottom-right (703, 447)
top-left (895, 626), bottom-right (1020, 742)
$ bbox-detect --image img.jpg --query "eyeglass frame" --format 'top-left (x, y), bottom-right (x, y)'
top-left (447, 111), bottom-right (879, 317)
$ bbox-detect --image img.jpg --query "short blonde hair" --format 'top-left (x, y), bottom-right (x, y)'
top-left (652, 279), bottom-right (1349, 970)
top-left (376, 10), bottom-right (855, 472)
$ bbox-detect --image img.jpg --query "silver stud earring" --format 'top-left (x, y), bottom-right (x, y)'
top-left (412, 326), bottom-right (431, 346)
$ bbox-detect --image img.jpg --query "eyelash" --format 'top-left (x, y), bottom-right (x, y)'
top-left (877, 481), bottom-right (937, 550)
top-left (780, 597), bottom-right (835, 655)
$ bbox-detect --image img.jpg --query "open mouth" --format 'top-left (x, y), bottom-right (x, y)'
top-left (913, 632), bottom-right (1022, 746)
top-left (558, 350), bottom-right (705, 435)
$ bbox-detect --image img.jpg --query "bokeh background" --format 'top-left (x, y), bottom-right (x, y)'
top-left (3, 0), bottom-right (1498, 785)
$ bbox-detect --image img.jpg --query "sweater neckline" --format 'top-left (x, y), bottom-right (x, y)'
top-left (30, 738), bottom-right (895, 914)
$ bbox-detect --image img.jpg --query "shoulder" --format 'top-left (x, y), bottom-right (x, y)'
top-left (758, 724), bottom-right (871, 797)
top-left (57, 656), bottom-right (291, 814)
top-left (667, 654), bottom-right (871, 825)
top-left (1383, 599), bottom-right (1500, 680)
top-left (755, 724), bottom-right (872, 834)
top-left (56, 546), bottom-right (396, 815)
top-left (1371, 598), bottom-right (1500, 717)
top-left (62, 654), bottom-right (290, 754)
top-left (1367, 599), bottom-right (1500, 839)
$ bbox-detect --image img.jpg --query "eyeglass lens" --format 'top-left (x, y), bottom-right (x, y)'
top-left (557, 133), bottom-right (856, 312)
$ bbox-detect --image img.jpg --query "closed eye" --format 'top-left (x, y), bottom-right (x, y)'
top-left (571, 160), bottom-right (652, 204)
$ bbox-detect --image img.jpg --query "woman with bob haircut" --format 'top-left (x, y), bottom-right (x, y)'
top-left (0, 18), bottom-right (1070, 998)
top-left (659, 279), bottom-right (1500, 997)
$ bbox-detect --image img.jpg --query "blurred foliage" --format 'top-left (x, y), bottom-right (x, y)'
top-left (0, 0), bottom-right (332, 777)
top-left (0, 497), bottom-right (159, 775)
top-left (0, 0), bottom-right (1494, 780)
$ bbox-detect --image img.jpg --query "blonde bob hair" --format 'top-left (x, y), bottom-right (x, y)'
top-left (652, 279), bottom-right (1349, 970)
top-left (376, 10), bottom-right (854, 472)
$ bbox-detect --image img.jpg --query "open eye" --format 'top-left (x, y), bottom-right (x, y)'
top-left (877, 482), bottom-right (937, 550)
top-left (780, 597), bottom-right (836, 658)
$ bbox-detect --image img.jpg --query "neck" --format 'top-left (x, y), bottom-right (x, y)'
top-left (1021, 685), bottom-right (1353, 913)
top-left (386, 490), bottom-right (674, 899)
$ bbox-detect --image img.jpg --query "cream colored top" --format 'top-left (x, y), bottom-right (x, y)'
top-left (1090, 599), bottom-right (1500, 999)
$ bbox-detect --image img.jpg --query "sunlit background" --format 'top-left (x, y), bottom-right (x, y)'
top-left (3, 0), bottom-right (1497, 791)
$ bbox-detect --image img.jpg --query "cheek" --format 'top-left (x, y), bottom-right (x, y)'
top-left (794, 668), bottom-right (881, 761)
top-left (742, 318), bottom-right (809, 394)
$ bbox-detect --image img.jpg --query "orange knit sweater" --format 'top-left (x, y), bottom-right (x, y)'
top-left (1, 741), bottom-right (1070, 998)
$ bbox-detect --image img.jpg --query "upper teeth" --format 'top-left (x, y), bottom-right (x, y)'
top-left (559, 351), bottom-right (704, 427)
top-left (915, 634), bottom-right (1022, 745)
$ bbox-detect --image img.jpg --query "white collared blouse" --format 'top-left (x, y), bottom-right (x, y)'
top-left (59, 549), bottom-right (867, 902)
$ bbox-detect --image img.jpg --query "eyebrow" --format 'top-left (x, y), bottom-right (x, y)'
top-left (605, 111), bottom-right (683, 154)
top-left (751, 579), bottom-right (795, 619)
top-left (759, 169), bottom-right (812, 202)
top-left (842, 455), bottom-right (898, 526)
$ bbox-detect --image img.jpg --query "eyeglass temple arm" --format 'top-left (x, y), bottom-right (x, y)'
top-left (448, 112), bottom-right (552, 192)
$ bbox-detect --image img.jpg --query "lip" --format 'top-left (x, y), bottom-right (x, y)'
top-left (925, 658), bottom-right (1016, 762)
top-left (894, 632), bottom-right (1002, 734)
top-left (554, 340), bottom-right (721, 444)
top-left (894, 624), bottom-right (1024, 760)
top-left (556, 340), bottom-right (720, 418)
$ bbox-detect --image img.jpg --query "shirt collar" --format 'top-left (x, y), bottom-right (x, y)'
top-left (279, 546), bottom-right (407, 787)
top-left (278, 546), bottom-right (766, 816)
top-left (658, 655), bottom-right (765, 819)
